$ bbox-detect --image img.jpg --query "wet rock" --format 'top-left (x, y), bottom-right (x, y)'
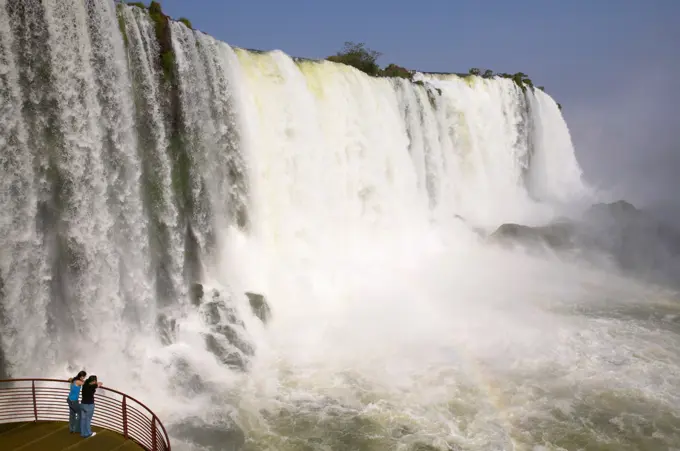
top-left (222, 352), bottom-right (248, 370)
top-left (170, 419), bottom-right (245, 451)
top-left (203, 334), bottom-right (247, 372)
top-left (184, 225), bottom-right (203, 290)
top-left (245, 292), bottom-right (271, 323)
top-left (208, 290), bottom-right (242, 325)
top-left (214, 324), bottom-right (254, 356)
top-left (156, 313), bottom-right (178, 345)
top-left (169, 357), bottom-right (205, 394)
top-left (582, 200), bottom-right (680, 283)
top-left (223, 306), bottom-right (240, 325)
top-left (489, 200), bottom-right (680, 289)
top-left (203, 334), bottom-right (221, 357)
top-left (190, 283), bottom-right (204, 306)
top-left (488, 222), bottom-right (575, 250)
top-left (585, 200), bottom-right (639, 221)
top-left (200, 298), bottom-right (243, 327)
top-left (194, 288), bottom-right (255, 370)
top-left (201, 301), bottom-right (221, 326)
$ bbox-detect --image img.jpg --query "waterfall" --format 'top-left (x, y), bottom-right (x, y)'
top-left (0, 0), bottom-right (587, 391)
top-left (121, 5), bottom-right (184, 310)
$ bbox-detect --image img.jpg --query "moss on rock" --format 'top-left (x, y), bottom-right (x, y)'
top-left (147, 1), bottom-right (175, 82)
top-left (412, 80), bottom-right (442, 108)
top-left (116, 5), bottom-right (128, 48)
top-left (178, 17), bottom-right (193, 29)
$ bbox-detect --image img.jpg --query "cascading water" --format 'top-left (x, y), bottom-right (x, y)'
top-left (1, 2), bottom-right (679, 450)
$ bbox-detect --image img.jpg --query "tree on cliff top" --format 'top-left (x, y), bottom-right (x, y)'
top-left (382, 64), bottom-right (412, 79)
top-left (326, 42), bottom-right (382, 76)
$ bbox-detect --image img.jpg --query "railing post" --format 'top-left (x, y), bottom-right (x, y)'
top-left (31, 380), bottom-right (38, 422)
top-left (152, 415), bottom-right (158, 450)
top-left (122, 395), bottom-right (128, 439)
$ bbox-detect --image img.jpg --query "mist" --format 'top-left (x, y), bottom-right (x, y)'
top-left (566, 64), bottom-right (680, 225)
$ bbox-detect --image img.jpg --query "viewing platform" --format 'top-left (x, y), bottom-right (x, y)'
top-left (0, 379), bottom-right (171, 451)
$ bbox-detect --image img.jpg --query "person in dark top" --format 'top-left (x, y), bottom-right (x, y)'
top-left (66, 371), bottom-right (87, 434)
top-left (79, 375), bottom-right (103, 439)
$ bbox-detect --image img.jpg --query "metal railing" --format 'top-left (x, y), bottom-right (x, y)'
top-left (0, 378), bottom-right (171, 451)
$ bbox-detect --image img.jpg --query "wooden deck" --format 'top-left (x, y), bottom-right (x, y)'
top-left (0, 421), bottom-right (143, 450)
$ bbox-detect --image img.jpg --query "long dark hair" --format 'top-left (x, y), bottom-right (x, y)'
top-left (85, 375), bottom-right (97, 385)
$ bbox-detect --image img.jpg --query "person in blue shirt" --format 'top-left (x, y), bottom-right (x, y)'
top-left (66, 371), bottom-right (87, 434)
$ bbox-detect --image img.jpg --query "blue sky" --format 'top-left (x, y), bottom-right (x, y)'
top-left (156, 0), bottom-right (679, 211)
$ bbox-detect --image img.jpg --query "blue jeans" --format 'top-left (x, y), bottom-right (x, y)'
top-left (79, 403), bottom-right (95, 437)
top-left (67, 399), bottom-right (80, 433)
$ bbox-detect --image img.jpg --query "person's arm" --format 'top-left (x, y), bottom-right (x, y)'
top-left (74, 379), bottom-right (84, 386)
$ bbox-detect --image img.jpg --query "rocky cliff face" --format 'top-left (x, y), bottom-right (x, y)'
top-left (490, 201), bottom-right (680, 287)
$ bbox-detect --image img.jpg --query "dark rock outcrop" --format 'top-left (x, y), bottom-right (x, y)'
top-left (214, 324), bottom-right (253, 356)
top-left (488, 222), bottom-right (575, 250)
top-left (198, 289), bottom-right (242, 327)
top-left (190, 282), bottom-right (204, 306)
top-left (489, 200), bottom-right (680, 288)
top-left (585, 200), bottom-right (638, 220)
top-left (195, 287), bottom-right (253, 371)
top-left (245, 292), bottom-right (271, 324)
top-left (203, 334), bottom-right (248, 371)
top-left (156, 312), bottom-right (178, 345)
top-left (168, 357), bottom-right (205, 394)
top-left (580, 201), bottom-right (680, 283)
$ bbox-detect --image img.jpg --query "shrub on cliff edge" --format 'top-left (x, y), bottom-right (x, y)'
top-left (381, 64), bottom-right (412, 79)
top-left (179, 17), bottom-right (193, 29)
top-left (326, 42), bottom-right (382, 76)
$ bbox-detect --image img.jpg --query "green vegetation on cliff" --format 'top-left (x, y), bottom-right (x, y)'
top-left (119, 1), bottom-right (176, 81)
top-left (115, 4), bottom-right (562, 110)
top-left (147, 2), bottom-right (175, 81)
top-left (178, 18), bottom-right (193, 29)
top-left (381, 63), bottom-right (412, 79)
top-left (326, 42), bottom-right (408, 79)
top-left (119, 1), bottom-right (199, 286)
top-left (327, 42), bottom-right (382, 76)
top-left (324, 42), bottom-right (442, 101)
top-left (468, 68), bottom-right (562, 109)
top-left (117, 3), bottom-right (188, 211)
top-left (116, 5), bottom-right (128, 48)
top-left (324, 43), bottom-right (562, 109)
